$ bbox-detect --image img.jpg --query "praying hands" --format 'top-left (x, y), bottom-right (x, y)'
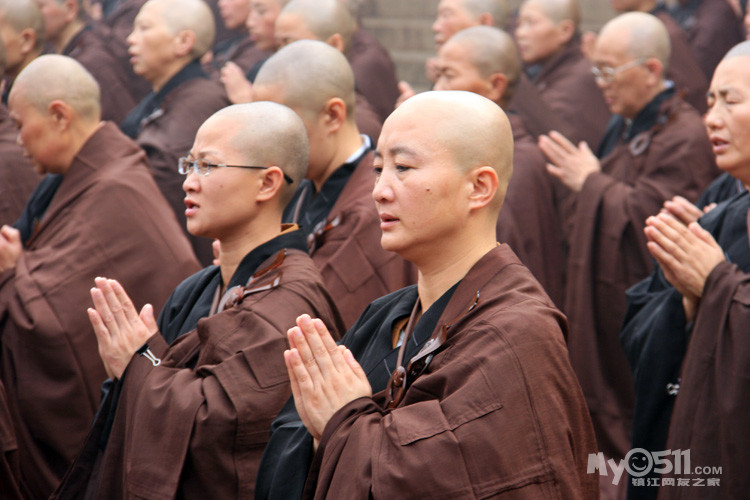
top-left (284, 314), bottom-right (371, 442)
top-left (88, 277), bottom-right (159, 379)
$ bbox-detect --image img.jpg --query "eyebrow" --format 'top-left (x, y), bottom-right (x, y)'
top-left (374, 145), bottom-right (420, 160)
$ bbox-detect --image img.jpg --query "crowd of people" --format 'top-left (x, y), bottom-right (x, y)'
top-left (0, 0), bottom-right (748, 498)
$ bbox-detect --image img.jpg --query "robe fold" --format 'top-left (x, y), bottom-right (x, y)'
top-left (347, 28), bottom-right (400, 123)
top-left (0, 122), bottom-right (199, 499)
top-left (52, 229), bottom-right (344, 500)
top-left (0, 380), bottom-right (21, 500)
top-left (0, 105), bottom-right (39, 226)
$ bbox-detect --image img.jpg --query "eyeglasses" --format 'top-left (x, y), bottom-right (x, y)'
top-left (178, 157), bottom-right (294, 184)
top-left (591, 58), bottom-right (647, 84)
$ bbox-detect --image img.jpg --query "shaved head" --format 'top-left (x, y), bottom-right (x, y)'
top-left (255, 39), bottom-right (356, 120)
top-left (10, 54), bottom-right (100, 122)
top-left (201, 102), bottom-right (309, 206)
top-left (446, 26), bottom-right (520, 98)
top-left (145, 0), bottom-right (215, 58)
top-left (390, 90), bottom-right (513, 210)
top-left (0, 0), bottom-right (45, 51)
top-left (521, 0), bottom-right (579, 27)
top-left (599, 12), bottom-right (670, 69)
top-left (279, 0), bottom-right (356, 51)
top-left (463, 0), bottom-right (509, 27)
top-left (722, 40), bottom-right (750, 61)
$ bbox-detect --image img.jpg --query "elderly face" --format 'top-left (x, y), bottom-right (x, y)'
top-left (371, 102), bottom-right (473, 263)
top-left (704, 57), bottom-right (750, 184)
top-left (247, 0), bottom-right (283, 51)
top-left (434, 41), bottom-right (495, 100)
top-left (515, 1), bottom-right (567, 64)
top-left (35, 0), bottom-right (70, 42)
top-left (218, 0), bottom-right (251, 31)
top-left (127, 1), bottom-right (178, 85)
top-left (432, 0), bottom-right (477, 48)
top-left (591, 31), bottom-right (652, 119)
top-left (182, 115), bottom-right (265, 240)
top-left (8, 90), bottom-right (64, 175)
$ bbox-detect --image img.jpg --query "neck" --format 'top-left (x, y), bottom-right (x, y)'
top-left (151, 59), bottom-right (192, 93)
top-left (59, 121), bottom-right (103, 174)
top-left (55, 19), bottom-right (85, 53)
top-left (217, 216), bottom-right (281, 290)
top-left (311, 123), bottom-right (364, 191)
top-left (415, 226), bottom-right (496, 311)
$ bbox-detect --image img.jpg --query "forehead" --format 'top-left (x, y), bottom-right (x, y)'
top-left (438, 0), bottom-right (468, 14)
top-left (519, 1), bottom-right (549, 19)
top-left (593, 32), bottom-right (629, 63)
top-left (136, 1), bottom-right (166, 23)
top-left (275, 12), bottom-right (310, 33)
top-left (710, 57), bottom-right (750, 90)
top-left (439, 40), bottom-right (473, 63)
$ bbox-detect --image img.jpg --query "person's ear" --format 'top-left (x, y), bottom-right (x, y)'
top-left (322, 97), bottom-right (347, 134)
top-left (48, 100), bottom-right (72, 131)
top-left (19, 28), bottom-right (37, 57)
top-left (65, 0), bottom-right (80, 22)
top-left (256, 166), bottom-right (286, 202)
top-left (326, 33), bottom-right (345, 53)
top-left (556, 19), bottom-right (575, 45)
top-left (485, 73), bottom-right (508, 104)
top-left (173, 30), bottom-right (197, 58)
top-left (467, 166), bottom-right (499, 210)
top-left (477, 12), bottom-right (493, 26)
top-left (643, 57), bottom-right (664, 83)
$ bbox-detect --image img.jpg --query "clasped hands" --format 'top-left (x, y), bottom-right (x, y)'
top-left (0, 225), bottom-right (22, 273)
top-left (538, 130), bottom-right (601, 192)
top-left (88, 278), bottom-right (158, 379)
top-left (284, 315), bottom-right (372, 442)
top-left (645, 197), bottom-right (725, 322)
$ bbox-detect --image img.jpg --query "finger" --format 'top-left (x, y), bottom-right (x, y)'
top-left (703, 203), bottom-right (717, 213)
top-left (140, 304), bottom-right (158, 336)
top-left (688, 222), bottom-right (717, 246)
top-left (90, 286), bottom-right (118, 337)
top-left (0, 226), bottom-right (20, 245)
top-left (538, 135), bottom-right (572, 166)
top-left (109, 280), bottom-right (141, 327)
top-left (545, 163), bottom-right (564, 181)
top-left (285, 347), bottom-right (314, 394)
top-left (342, 348), bottom-right (368, 385)
top-left (297, 315), bottom-right (337, 377)
top-left (646, 216), bottom-right (688, 260)
top-left (88, 307), bottom-right (111, 346)
top-left (290, 317), bottom-right (324, 379)
top-left (284, 350), bottom-right (303, 402)
top-left (547, 130), bottom-right (578, 153)
top-left (97, 279), bottom-right (131, 334)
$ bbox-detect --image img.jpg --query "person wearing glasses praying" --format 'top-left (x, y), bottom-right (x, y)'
top-left (537, 12), bottom-right (718, 498)
top-left (120, 0), bottom-right (230, 266)
top-left (52, 102), bottom-right (344, 500)
top-left (0, 55), bottom-right (199, 499)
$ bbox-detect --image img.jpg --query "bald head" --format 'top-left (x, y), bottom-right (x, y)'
top-left (201, 102), bottom-right (309, 207)
top-left (598, 12), bottom-right (670, 69)
top-left (722, 40), bottom-right (750, 61)
top-left (463, 0), bottom-right (509, 27)
top-left (10, 54), bottom-right (100, 122)
top-left (390, 90), bottom-right (513, 209)
top-left (279, 0), bottom-right (356, 51)
top-left (521, 0), bottom-right (579, 26)
top-left (145, 0), bottom-right (215, 59)
top-left (0, 0), bottom-right (45, 51)
top-left (445, 26), bottom-right (520, 99)
top-left (255, 39), bottom-right (356, 121)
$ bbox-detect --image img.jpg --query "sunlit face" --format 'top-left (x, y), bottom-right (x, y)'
top-left (182, 116), bottom-right (263, 240)
top-left (372, 107), bottom-right (473, 263)
top-left (704, 57), bottom-right (750, 184)
top-left (432, 0), bottom-right (476, 48)
top-left (434, 41), bottom-right (494, 100)
top-left (515, 2), bottom-right (566, 64)
top-left (246, 0), bottom-right (283, 51)
top-left (8, 91), bottom-right (66, 175)
top-left (591, 33), bottom-right (652, 119)
top-left (127, 1), bottom-right (179, 86)
top-left (218, 0), bottom-right (251, 31)
top-left (35, 0), bottom-right (70, 42)
top-left (273, 12), bottom-right (317, 48)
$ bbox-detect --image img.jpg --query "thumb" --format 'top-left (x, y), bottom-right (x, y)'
top-left (0, 225), bottom-right (20, 244)
top-left (140, 304), bottom-right (158, 334)
top-left (578, 141), bottom-right (593, 155)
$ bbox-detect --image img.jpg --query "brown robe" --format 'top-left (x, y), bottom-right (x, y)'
top-left (347, 28), bottom-right (400, 123)
top-left (0, 380), bottom-right (21, 500)
top-left (497, 113), bottom-right (566, 307)
top-left (134, 71), bottom-right (230, 266)
top-left (660, 258), bottom-right (750, 499)
top-left (563, 93), bottom-right (717, 471)
top-left (207, 35), bottom-right (272, 76)
top-left (0, 105), bottom-right (40, 226)
top-left (521, 38), bottom-right (611, 148)
top-left (354, 92), bottom-right (383, 143)
top-left (508, 73), bottom-right (575, 141)
top-left (653, 10), bottom-right (708, 114)
top-left (306, 152), bottom-right (416, 329)
top-left (63, 24), bottom-right (139, 123)
top-left (53, 237), bottom-right (344, 500)
top-left (0, 122), bottom-right (200, 499)
top-left (304, 245), bottom-right (599, 499)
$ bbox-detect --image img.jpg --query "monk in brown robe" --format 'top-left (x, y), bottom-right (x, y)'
top-left (621, 41), bottom-right (750, 500)
top-left (209, 0), bottom-right (271, 75)
top-left (433, 25), bottom-right (566, 307)
top-left (51, 101), bottom-right (344, 500)
top-left (120, 0), bottom-right (230, 266)
top-left (515, 0), bottom-right (610, 148)
top-left (0, 0), bottom-right (44, 105)
top-left (0, 380), bottom-right (20, 500)
top-left (36, 0), bottom-right (138, 122)
top-left (0, 37), bottom-right (39, 227)
top-left (538, 12), bottom-right (717, 500)
top-left (608, 0), bottom-right (709, 114)
top-left (0, 55), bottom-right (199, 499)
top-left (252, 40), bottom-right (416, 330)
top-left (257, 90), bottom-right (598, 500)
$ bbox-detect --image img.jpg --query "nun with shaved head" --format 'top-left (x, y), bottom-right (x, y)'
top-left (52, 100), bottom-right (345, 500)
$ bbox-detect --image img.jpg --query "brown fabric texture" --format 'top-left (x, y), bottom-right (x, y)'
top-left (0, 105), bottom-right (39, 226)
top-left (347, 28), bottom-right (400, 123)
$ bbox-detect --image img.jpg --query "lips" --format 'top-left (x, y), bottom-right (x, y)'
top-left (710, 136), bottom-right (730, 154)
top-left (184, 198), bottom-right (199, 217)
top-left (379, 213), bottom-right (399, 230)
